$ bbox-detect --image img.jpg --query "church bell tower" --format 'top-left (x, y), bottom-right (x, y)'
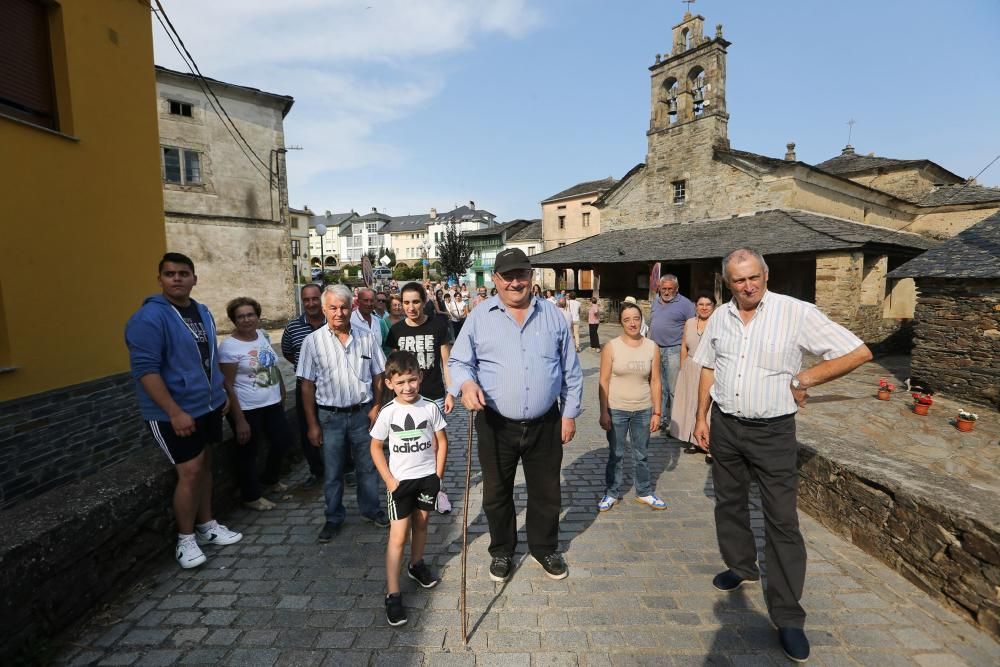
top-left (648, 9), bottom-right (731, 158)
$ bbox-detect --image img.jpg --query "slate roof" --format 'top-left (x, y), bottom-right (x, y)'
top-left (916, 183), bottom-right (1000, 207)
top-left (463, 219), bottom-right (532, 238)
top-left (381, 214), bottom-right (429, 233)
top-left (888, 211), bottom-right (1000, 279)
top-left (542, 177), bottom-right (617, 204)
top-left (434, 205), bottom-right (495, 223)
top-left (507, 219), bottom-right (542, 241)
top-left (815, 152), bottom-right (925, 175)
top-left (529, 209), bottom-right (933, 268)
top-left (155, 65), bottom-right (295, 117)
top-left (309, 212), bottom-right (355, 230)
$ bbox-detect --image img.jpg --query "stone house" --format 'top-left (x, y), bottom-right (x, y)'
top-left (530, 9), bottom-right (1000, 345)
top-left (156, 66), bottom-right (295, 331)
top-left (540, 178), bottom-right (616, 290)
top-left (888, 212), bottom-right (1000, 409)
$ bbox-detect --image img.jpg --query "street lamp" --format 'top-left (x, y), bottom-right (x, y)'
top-left (314, 222), bottom-right (327, 281)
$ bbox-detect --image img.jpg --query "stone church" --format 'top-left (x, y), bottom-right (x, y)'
top-left (531, 10), bottom-right (1000, 346)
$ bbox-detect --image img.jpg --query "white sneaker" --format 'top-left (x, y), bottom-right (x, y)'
top-left (195, 523), bottom-right (243, 546)
top-left (176, 538), bottom-right (207, 568)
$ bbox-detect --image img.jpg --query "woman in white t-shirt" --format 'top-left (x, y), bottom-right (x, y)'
top-left (443, 291), bottom-right (468, 338)
top-left (219, 297), bottom-right (292, 511)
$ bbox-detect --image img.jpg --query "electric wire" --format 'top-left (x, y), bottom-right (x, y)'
top-left (150, 1), bottom-right (277, 186)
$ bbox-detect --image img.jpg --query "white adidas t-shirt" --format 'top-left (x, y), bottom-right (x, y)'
top-left (370, 398), bottom-right (446, 481)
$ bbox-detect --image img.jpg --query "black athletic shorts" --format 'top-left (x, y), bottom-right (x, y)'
top-left (386, 473), bottom-right (440, 521)
top-left (147, 407), bottom-right (224, 465)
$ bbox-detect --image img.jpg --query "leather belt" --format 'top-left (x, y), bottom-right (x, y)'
top-left (318, 403), bottom-right (366, 413)
top-left (713, 404), bottom-right (794, 427)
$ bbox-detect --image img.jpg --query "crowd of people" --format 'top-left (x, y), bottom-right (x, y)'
top-left (125, 246), bottom-right (872, 660)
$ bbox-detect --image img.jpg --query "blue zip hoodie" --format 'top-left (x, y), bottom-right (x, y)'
top-left (125, 295), bottom-right (227, 422)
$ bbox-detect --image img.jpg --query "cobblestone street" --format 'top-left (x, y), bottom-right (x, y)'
top-left (56, 332), bottom-right (999, 666)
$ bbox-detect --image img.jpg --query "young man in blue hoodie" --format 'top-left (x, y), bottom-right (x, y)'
top-left (125, 253), bottom-right (243, 568)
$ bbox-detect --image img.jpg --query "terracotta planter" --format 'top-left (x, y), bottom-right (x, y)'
top-left (913, 403), bottom-right (930, 416)
top-left (957, 418), bottom-right (976, 432)
top-left (877, 390), bottom-right (891, 401)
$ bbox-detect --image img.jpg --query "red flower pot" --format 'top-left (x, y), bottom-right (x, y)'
top-left (913, 403), bottom-right (930, 416)
top-left (877, 390), bottom-right (891, 401)
top-left (957, 418), bottom-right (976, 432)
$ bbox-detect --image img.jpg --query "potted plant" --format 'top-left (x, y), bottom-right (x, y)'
top-left (877, 378), bottom-right (896, 401)
top-left (956, 409), bottom-right (978, 432)
top-left (912, 389), bottom-right (934, 416)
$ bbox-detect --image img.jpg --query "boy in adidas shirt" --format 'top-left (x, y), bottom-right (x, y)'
top-left (370, 351), bottom-right (449, 626)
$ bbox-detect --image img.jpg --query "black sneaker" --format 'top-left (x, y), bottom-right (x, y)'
top-left (318, 522), bottom-right (341, 543)
top-left (531, 552), bottom-right (569, 580)
top-left (712, 569), bottom-right (759, 592)
top-left (385, 593), bottom-right (407, 626)
top-left (407, 560), bottom-right (440, 588)
top-left (489, 555), bottom-right (513, 583)
top-left (778, 627), bottom-right (810, 663)
top-left (365, 511), bottom-right (390, 528)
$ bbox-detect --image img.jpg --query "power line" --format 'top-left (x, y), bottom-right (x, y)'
top-left (150, 1), bottom-right (277, 185)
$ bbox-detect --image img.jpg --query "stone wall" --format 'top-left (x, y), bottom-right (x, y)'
top-left (910, 279), bottom-right (999, 409)
top-left (847, 168), bottom-right (939, 202)
top-left (165, 217), bottom-right (295, 332)
top-left (0, 399), bottom-right (297, 662)
top-left (814, 251), bottom-right (909, 348)
top-left (798, 447), bottom-right (1000, 639)
top-left (0, 373), bottom-right (151, 509)
top-left (911, 206), bottom-right (1000, 240)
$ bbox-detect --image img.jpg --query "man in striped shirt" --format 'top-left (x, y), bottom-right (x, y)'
top-left (297, 285), bottom-right (389, 541)
top-left (692, 247), bottom-right (872, 663)
top-left (449, 248), bottom-right (583, 583)
top-left (281, 283), bottom-right (326, 487)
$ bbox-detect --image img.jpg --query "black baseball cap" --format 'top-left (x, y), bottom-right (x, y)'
top-left (493, 248), bottom-right (532, 275)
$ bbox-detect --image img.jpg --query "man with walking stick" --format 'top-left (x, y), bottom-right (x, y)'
top-left (448, 248), bottom-right (583, 583)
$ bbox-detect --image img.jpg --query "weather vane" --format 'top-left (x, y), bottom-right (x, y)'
top-left (683, 0), bottom-right (696, 11)
top-left (846, 119), bottom-right (856, 146)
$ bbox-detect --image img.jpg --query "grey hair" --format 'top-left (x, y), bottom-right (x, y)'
top-left (722, 247), bottom-right (769, 278)
top-left (323, 284), bottom-right (353, 307)
top-left (356, 287), bottom-right (375, 299)
top-left (659, 273), bottom-right (679, 286)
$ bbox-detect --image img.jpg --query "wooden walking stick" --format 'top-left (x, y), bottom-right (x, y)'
top-left (460, 413), bottom-right (474, 645)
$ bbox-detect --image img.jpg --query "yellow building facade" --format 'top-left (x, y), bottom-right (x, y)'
top-left (0, 0), bottom-right (165, 402)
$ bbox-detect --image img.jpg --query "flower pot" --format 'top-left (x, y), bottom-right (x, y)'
top-left (957, 418), bottom-right (976, 432)
top-left (877, 390), bottom-right (891, 401)
top-left (913, 403), bottom-right (930, 416)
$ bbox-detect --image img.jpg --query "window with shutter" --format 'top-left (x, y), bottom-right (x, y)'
top-left (0, 0), bottom-right (57, 129)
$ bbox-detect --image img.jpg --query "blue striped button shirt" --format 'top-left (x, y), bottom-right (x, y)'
top-left (296, 325), bottom-right (386, 408)
top-left (448, 295), bottom-right (583, 420)
top-left (690, 291), bottom-right (863, 419)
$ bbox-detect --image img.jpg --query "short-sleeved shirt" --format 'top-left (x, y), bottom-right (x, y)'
top-left (219, 330), bottom-right (283, 410)
top-left (350, 310), bottom-right (383, 349)
top-left (281, 314), bottom-right (323, 368)
top-left (650, 294), bottom-right (695, 347)
top-left (296, 326), bottom-right (386, 407)
top-left (568, 298), bottom-right (581, 323)
top-left (386, 316), bottom-right (453, 399)
top-left (370, 398), bottom-right (446, 481)
top-left (691, 290), bottom-right (863, 418)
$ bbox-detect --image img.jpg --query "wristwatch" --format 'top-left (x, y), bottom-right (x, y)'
top-left (790, 377), bottom-right (803, 390)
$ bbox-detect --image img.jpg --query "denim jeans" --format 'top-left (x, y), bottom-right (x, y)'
top-left (318, 406), bottom-right (380, 524)
top-left (605, 407), bottom-right (653, 497)
top-left (659, 345), bottom-right (682, 418)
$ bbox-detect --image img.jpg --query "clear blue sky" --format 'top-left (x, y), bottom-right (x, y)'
top-left (153, 0), bottom-right (1000, 221)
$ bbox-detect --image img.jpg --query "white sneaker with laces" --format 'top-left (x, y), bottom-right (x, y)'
top-left (176, 538), bottom-right (207, 569)
top-left (195, 523), bottom-right (243, 546)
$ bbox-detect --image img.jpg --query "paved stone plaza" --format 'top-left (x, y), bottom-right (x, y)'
top-left (55, 327), bottom-right (999, 666)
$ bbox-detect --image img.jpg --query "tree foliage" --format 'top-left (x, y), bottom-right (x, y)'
top-left (436, 220), bottom-right (474, 281)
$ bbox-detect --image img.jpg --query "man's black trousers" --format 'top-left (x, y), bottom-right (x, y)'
top-left (476, 404), bottom-right (562, 559)
top-left (710, 405), bottom-right (807, 629)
